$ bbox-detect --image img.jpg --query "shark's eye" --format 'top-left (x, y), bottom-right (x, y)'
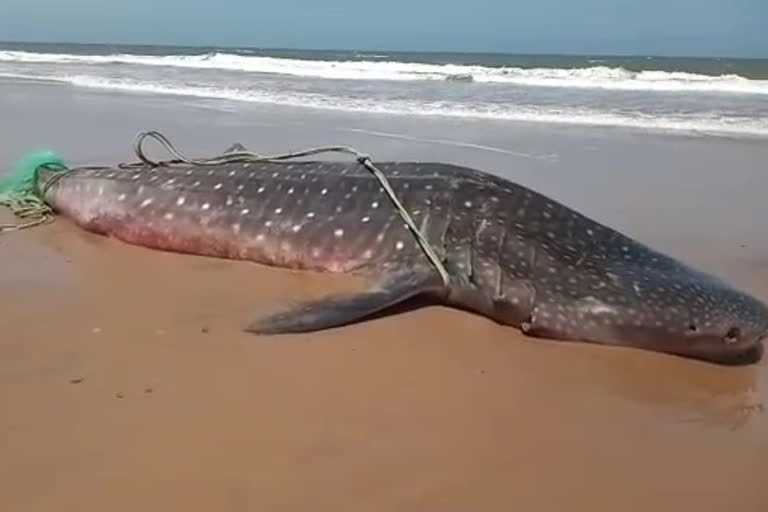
top-left (724, 327), bottom-right (741, 344)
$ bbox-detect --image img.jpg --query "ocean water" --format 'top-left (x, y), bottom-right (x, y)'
top-left (1, 42), bottom-right (767, 137)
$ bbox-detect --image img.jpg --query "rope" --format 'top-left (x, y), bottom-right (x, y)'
top-left (129, 131), bottom-right (451, 286)
top-left (0, 200), bottom-right (54, 232)
top-left (0, 163), bottom-right (69, 233)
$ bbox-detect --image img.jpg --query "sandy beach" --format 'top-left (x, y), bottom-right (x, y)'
top-left (2, 78), bottom-right (768, 511)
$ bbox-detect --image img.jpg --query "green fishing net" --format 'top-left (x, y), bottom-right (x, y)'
top-left (0, 151), bottom-right (68, 230)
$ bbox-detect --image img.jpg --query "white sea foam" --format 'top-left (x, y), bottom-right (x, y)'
top-left (1, 50), bottom-right (767, 95)
top-left (3, 72), bottom-right (766, 137)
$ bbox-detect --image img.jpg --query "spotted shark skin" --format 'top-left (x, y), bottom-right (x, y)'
top-left (38, 155), bottom-right (768, 365)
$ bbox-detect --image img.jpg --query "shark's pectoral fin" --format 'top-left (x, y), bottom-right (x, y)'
top-left (246, 268), bottom-right (445, 335)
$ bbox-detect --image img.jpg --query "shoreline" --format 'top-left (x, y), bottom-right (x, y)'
top-left (4, 75), bottom-right (768, 140)
top-left (2, 77), bottom-right (765, 147)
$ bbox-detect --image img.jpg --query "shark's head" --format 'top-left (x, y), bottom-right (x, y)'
top-left (581, 287), bottom-right (766, 365)
top-left (527, 264), bottom-right (768, 366)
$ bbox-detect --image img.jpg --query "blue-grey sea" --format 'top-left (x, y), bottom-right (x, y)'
top-left (1, 42), bottom-right (767, 137)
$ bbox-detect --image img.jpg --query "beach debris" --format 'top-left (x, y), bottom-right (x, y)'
top-left (445, 73), bottom-right (474, 82)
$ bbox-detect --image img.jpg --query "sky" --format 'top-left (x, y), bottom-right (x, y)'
top-left (0, 0), bottom-right (764, 58)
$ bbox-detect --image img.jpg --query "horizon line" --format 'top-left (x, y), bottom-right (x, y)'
top-left (1, 39), bottom-right (765, 62)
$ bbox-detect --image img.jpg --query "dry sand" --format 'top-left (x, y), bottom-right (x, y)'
top-left (1, 80), bottom-right (767, 511)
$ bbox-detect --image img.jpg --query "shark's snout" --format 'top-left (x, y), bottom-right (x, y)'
top-left (527, 267), bottom-right (768, 366)
top-left (698, 337), bottom-right (764, 366)
top-left (675, 291), bottom-right (768, 365)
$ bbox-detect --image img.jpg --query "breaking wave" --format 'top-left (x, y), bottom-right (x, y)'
top-left (4, 72), bottom-right (767, 137)
top-left (1, 49), bottom-right (767, 94)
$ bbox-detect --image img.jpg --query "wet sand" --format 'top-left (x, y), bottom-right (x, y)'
top-left (2, 79), bottom-right (768, 511)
